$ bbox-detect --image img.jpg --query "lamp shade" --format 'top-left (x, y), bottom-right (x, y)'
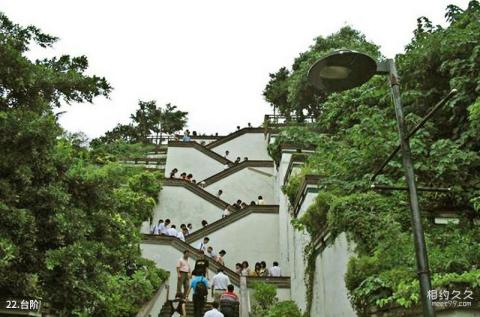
top-left (308, 50), bottom-right (377, 92)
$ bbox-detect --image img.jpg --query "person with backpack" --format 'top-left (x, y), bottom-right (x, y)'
top-left (169, 292), bottom-right (186, 317)
top-left (186, 274), bottom-right (209, 317)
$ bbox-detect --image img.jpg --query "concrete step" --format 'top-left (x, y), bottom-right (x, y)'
top-left (159, 301), bottom-right (239, 317)
top-left (159, 301), bottom-right (213, 317)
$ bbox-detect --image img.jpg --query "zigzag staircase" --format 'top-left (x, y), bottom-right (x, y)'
top-left (139, 127), bottom-right (287, 317)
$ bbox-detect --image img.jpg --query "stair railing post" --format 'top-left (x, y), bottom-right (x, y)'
top-left (239, 276), bottom-right (249, 317)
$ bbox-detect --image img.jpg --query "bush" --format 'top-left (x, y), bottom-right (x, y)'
top-left (251, 282), bottom-right (278, 317)
top-left (266, 300), bottom-right (302, 317)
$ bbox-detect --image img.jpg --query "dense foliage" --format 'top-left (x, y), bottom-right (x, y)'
top-left (92, 100), bottom-right (188, 144)
top-left (251, 282), bottom-right (302, 317)
top-left (0, 14), bottom-right (167, 316)
top-left (266, 2), bottom-right (480, 315)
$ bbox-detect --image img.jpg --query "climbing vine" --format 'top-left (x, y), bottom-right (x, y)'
top-left (272, 2), bottom-right (480, 315)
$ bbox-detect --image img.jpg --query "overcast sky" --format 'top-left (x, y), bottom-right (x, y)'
top-left (0, 0), bottom-right (470, 138)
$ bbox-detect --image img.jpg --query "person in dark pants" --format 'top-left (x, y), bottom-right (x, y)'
top-left (186, 274), bottom-right (209, 317)
top-left (169, 292), bottom-right (186, 317)
top-left (220, 284), bottom-right (239, 317)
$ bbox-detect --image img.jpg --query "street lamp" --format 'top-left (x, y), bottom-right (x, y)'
top-left (308, 49), bottom-right (436, 317)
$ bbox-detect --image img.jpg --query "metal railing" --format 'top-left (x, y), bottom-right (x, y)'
top-left (264, 114), bottom-right (316, 126)
top-left (146, 135), bottom-right (178, 145)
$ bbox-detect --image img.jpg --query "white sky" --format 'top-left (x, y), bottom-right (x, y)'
top-left (0, 0), bottom-right (470, 138)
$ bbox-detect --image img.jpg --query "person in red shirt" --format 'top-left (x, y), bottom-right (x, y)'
top-left (219, 284), bottom-right (239, 317)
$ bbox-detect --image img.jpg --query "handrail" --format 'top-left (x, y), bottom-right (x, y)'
top-left (143, 234), bottom-right (240, 285)
top-left (121, 157), bottom-right (166, 165)
top-left (135, 282), bottom-right (169, 317)
top-left (283, 153), bottom-right (308, 186)
top-left (147, 134), bottom-right (223, 145)
top-left (164, 178), bottom-right (231, 209)
top-left (201, 160), bottom-right (274, 186)
top-left (206, 127), bottom-right (265, 149)
top-left (168, 141), bottom-right (233, 165)
top-left (185, 205), bottom-right (279, 243)
top-left (141, 235), bottom-right (291, 288)
top-left (279, 142), bottom-right (317, 152)
top-left (292, 175), bottom-right (321, 217)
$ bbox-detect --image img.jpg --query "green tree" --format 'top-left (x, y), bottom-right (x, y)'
top-left (0, 13), bottom-right (167, 316)
top-left (268, 1), bottom-right (480, 315)
top-left (263, 26), bottom-right (381, 121)
top-left (93, 101), bottom-right (188, 144)
top-left (159, 102), bottom-right (188, 135)
top-left (130, 100), bottom-right (161, 143)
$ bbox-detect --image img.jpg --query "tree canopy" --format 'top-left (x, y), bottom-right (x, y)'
top-left (0, 13), bottom-right (167, 316)
top-left (267, 1), bottom-right (480, 315)
top-left (93, 100), bottom-right (188, 145)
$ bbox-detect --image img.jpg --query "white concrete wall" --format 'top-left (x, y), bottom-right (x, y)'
top-left (311, 233), bottom-right (357, 317)
top-left (165, 146), bottom-right (225, 180)
top-left (288, 187), bottom-right (317, 313)
top-left (142, 186), bottom-right (224, 233)
top-left (211, 133), bottom-right (270, 161)
top-left (204, 167), bottom-right (274, 205)
top-left (275, 152), bottom-right (292, 276)
top-left (190, 213), bottom-right (279, 271)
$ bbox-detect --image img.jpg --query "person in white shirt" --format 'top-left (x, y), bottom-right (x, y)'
top-left (203, 302), bottom-right (224, 317)
top-left (222, 206), bottom-right (231, 218)
top-left (206, 246), bottom-right (217, 261)
top-left (161, 219), bottom-right (171, 235)
top-left (167, 225), bottom-right (178, 237)
top-left (268, 261), bottom-right (282, 277)
top-left (154, 219), bottom-right (165, 235)
top-left (211, 269), bottom-right (231, 303)
top-left (187, 223), bottom-right (193, 234)
top-left (176, 229), bottom-right (185, 242)
top-left (257, 195), bottom-right (265, 205)
top-left (151, 219), bottom-right (163, 234)
top-left (216, 189), bottom-right (223, 199)
top-left (197, 237), bottom-right (210, 252)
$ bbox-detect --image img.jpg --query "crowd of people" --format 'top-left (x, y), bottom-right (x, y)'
top-left (172, 247), bottom-right (282, 317)
top-left (222, 196), bottom-right (265, 218)
top-left (173, 250), bottom-right (240, 317)
top-left (169, 168), bottom-right (207, 186)
top-left (150, 219), bottom-right (193, 242)
top-left (150, 218), bottom-right (225, 240)
top-left (235, 260), bottom-right (282, 277)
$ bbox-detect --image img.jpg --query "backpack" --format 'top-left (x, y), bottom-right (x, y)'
top-left (195, 278), bottom-right (208, 297)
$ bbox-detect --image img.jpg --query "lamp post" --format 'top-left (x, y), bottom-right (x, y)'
top-left (308, 50), bottom-right (436, 317)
